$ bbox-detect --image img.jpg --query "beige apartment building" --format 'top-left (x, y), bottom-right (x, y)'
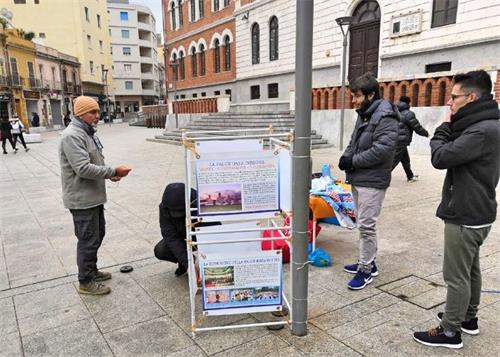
top-left (1, 0), bottom-right (114, 111)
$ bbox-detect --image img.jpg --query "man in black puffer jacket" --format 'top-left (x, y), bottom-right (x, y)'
top-left (414, 70), bottom-right (500, 349)
top-left (338, 73), bottom-right (399, 290)
top-left (392, 96), bottom-right (429, 182)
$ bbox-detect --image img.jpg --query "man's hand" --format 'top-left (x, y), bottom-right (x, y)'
top-left (115, 165), bottom-right (132, 177)
top-left (338, 156), bottom-right (353, 171)
top-left (443, 112), bottom-right (452, 123)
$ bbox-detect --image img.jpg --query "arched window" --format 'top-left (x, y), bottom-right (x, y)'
top-left (199, 0), bottom-right (204, 18)
top-left (401, 84), bottom-right (407, 97)
top-left (379, 86), bottom-right (384, 99)
top-left (389, 85), bottom-right (395, 103)
top-left (332, 90), bottom-right (338, 109)
top-left (425, 82), bottom-right (432, 106)
top-left (269, 16), bottom-right (279, 61)
top-left (171, 53), bottom-right (178, 81)
top-left (213, 39), bottom-right (220, 73)
top-left (214, 0), bottom-right (220, 12)
top-left (412, 84), bottom-right (419, 106)
top-left (190, 0), bottom-right (196, 22)
top-left (178, 0), bottom-right (183, 27)
top-left (199, 44), bottom-right (206, 76)
top-left (223, 35), bottom-right (231, 71)
top-left (179, 51), bottom-right (185, 80)
top-left (191, 47), bottom-right (197, 77)
top-left (438, 81), bottom-right (446, 106)
top-left (324, 91), bottom-right (329, 109)
top-left (170, 2), bottom-right (176, 30)
top-left (251, 23), bottom-right (260, 64)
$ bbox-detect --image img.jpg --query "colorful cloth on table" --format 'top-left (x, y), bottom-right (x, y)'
top-left (310, 182), bottom-right (356, 229)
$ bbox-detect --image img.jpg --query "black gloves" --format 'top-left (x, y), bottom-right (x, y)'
top-left (338, 156), bottom-right (354, 172)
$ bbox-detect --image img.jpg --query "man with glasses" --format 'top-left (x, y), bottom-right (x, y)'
top-left (59, 96), bottom-right (131, 295)
top-left (414, 70), bottom-right (500, 349)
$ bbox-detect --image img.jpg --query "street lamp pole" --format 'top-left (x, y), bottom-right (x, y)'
top-left (335, 16), bottom-right (353, 151)
top-left (169, 60), bottom-right (179, 129)
top-left (102, 67), bottom-right (109, 125)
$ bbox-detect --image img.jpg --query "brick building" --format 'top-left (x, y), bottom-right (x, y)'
top-left (163, 0), bottom-right (500, 112)
top-left (162, 0), bottom-right (236, 100)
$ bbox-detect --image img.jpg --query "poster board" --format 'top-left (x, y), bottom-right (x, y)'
top-left (195, 151), bottom-right (280, 217)
top-left (200, 250), bottom-right (283, 316)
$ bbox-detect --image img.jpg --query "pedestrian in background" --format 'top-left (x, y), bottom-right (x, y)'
top-left (59, 96), bottom-right (131, 295)
top-left (338, 72), bottom-right (399, 290)
top-left (414, 70), bottom-right (499, 349)
top-left (1, 117), bottom-right (17, 154)
top-left (31, 112), bottom-right (40, 127)
top-left (392, 96), bottom-right (429, 182)
top-left (11, 117), bottom-right (29, 152)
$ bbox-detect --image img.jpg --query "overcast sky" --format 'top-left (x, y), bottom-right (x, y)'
top-left (130, 0), bottom-right (164, 41)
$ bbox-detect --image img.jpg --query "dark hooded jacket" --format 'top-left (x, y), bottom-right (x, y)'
top-left (156, 183), bottom-right (197, 268)
top-left (396, 101), bottom-right (429, 146)
top-left (431, 95), bottom-right (500, 225)
top-left (343, 99), bottom-right (400, 189)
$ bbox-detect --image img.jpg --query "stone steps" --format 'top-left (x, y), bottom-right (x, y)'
top-left (149, 111), bottom-right (333, 149)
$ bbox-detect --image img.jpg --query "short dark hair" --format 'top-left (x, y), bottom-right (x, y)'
top-left (399, 96), bottom-right (411, 105)
top-left (453, 70), bottom-right (492, 98)
top-left (350, 72), bottom-right (380, 99)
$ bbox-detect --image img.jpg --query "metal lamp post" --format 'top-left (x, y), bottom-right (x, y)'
top-left (335, 16), bottom-right (353, 151)
top-left (169, 60), bottom-right (179, 129)
top-left (101, 67), bottom-right (110, 124)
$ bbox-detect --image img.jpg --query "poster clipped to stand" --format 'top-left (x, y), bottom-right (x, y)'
top-left (200, 251), bottom-right (283, 315)
top-left (196, 152), bottom-right (280, 216)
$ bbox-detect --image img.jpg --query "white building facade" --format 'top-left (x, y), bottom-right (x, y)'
top-left (107, 0), bottom-right (160, 114)
top-left (234, 0), bottom-right (500, 107)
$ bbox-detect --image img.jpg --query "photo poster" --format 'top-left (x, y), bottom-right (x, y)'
top-left (200, 251), bottom-right (283, 314)
top-left (195, 151), bottom-right (280, 217)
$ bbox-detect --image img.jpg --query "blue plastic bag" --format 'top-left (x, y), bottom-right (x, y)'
top-left (308, 247), bottom-right (332, 267)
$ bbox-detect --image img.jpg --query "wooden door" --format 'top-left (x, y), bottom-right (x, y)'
top-left (348, 22), bottom-right (380, 82)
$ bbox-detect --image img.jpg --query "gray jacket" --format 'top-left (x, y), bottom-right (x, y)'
top-left (59, 119), bottom-right (115, 210)
top-left (343, 99), bottom-right (399, 189)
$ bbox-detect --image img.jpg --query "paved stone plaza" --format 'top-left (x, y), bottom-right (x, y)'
top-left (0, 124), bottom-right (498, 356)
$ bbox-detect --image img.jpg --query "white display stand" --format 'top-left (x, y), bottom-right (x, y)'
top-left (182, 128), bottom-right (294, 337)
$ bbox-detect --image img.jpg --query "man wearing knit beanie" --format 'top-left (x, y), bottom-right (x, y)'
top-left (59, 96), bottom-right (131, 295)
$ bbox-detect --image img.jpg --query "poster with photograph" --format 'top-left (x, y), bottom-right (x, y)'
top-left (200, 251), bottom-right (283, 312)
top-left (196, 152), bottom-right (280, 216)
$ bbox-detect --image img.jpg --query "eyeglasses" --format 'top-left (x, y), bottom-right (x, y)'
top-left (450, 93), bottom-right (470, 101)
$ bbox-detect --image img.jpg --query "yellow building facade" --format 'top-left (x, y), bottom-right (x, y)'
top-left (0, 28), bottom-right (36, 127)
top-left (1, 0), bottom-right (113, 107)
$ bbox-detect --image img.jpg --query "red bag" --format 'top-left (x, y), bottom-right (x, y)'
top-left (261, 217), bottom-right (321, 263)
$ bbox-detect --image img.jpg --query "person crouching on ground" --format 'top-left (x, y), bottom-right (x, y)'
top-left (338, 72), bottom-right (399, 290)
top-left (154, 183), bottom-right (196, 277)
top-left (59, 96), bottom-right (131, 295)
top-left (154, 182), bottom-right (220, 277)
top-left (413, 70), bottom-right (499, 349)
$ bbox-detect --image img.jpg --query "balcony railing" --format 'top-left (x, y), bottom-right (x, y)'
top-left (27, 77), bottom-right (42, 89)
top-left (11, 74), bottom-right (22, 87)
top-left (0, 76), bottom-right (8, 87)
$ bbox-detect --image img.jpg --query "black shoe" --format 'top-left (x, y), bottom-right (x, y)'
top-left (174, 263), bottom-right (187, 277)
top-left (2, 151), bottom-right (6, 154)
top-left (413, 326), bottom-right (463, 349)
top-left (437, 312), bottom-right (479, 335)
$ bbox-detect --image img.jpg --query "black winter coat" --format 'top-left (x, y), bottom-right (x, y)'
top-left (431, 96), bottom-right (500, 226)
top-left (343, 99), bottom-right (400, 189)
top-left (396, 102), bottom-right (429, 146)
top-left (0, 120), bottom-right (13, 138)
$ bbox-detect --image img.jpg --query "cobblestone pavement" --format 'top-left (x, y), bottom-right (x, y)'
top-left (0, 123), bottom-right (498, 356)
